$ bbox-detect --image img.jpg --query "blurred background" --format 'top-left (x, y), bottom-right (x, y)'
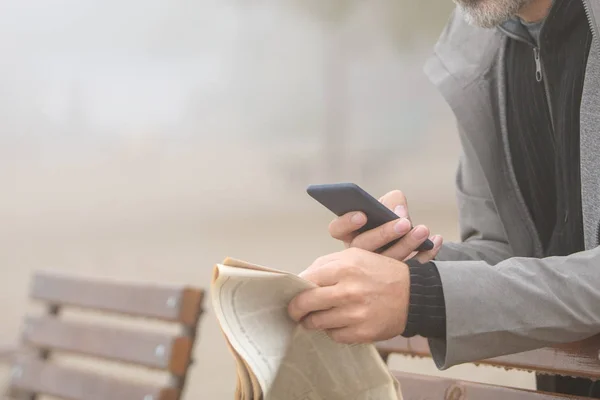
top-left (0, 0), bottom-right (535, 397)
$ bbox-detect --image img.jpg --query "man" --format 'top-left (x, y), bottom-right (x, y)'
top-left (287, 0), bottom-right (600, 396)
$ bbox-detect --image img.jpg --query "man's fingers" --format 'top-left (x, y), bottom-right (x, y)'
top-left (328, 212), bottom-right (367, 242)
top-left (380, 225), bottom-right (431, 260)
top-left (326, 324), bottom-right (375, 344)
top-left (411, 235), bottom-right (444, 263)
top-left (349, 217), bottom-right (412, 252)
top-left (301, 306), bottom-right (365, 331)
top-left (288, 285), bottom-right (344, 322)
top-left (299, 260), bottom-right (345, 286)
top-left (379, 190), bottom-right (410, 220)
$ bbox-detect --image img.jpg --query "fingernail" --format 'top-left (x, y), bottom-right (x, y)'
top-left (351, 212), bottom-right (366, 225)
top-left (394, 218), bottom-right (411, 234)
top-left (394, 205), bottom-right (408, 218)
top-left (412, 225), bottom-right (429, 240)
top-left (432, 235), bottom-right (443, 248)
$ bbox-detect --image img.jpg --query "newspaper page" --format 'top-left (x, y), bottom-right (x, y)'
top-left (211, 259), bottom-right (400, 400)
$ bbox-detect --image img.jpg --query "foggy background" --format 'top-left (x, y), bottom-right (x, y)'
top-left (0, 0), bottom-right (535, 398)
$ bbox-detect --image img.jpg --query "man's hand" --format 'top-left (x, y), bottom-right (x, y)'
top-left (288, 247), bottom-right (410, 344)
top-left (328, 190), bottom-right (443, 262)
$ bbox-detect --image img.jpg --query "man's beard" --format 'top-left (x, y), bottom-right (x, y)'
top-left (454, 0), bottom-right (532, 28)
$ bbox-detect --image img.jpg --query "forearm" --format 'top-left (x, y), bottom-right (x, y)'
top-left (437, 239), bottom-right (513, 264)
top-left (400, 237), bottom-right (513, 340)
top-left (419, 248), bottom-right (600, 369)
top-left (401, 238), bottom-right (513, 340)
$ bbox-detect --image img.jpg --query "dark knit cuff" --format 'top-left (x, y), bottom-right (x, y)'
top-left (401, 259), bottom-right (447, 339)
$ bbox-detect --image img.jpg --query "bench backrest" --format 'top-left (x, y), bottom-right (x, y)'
top-left (377, 335), bottom-right (600, 399)
top-left (8, 271), bottom-right (205, 400)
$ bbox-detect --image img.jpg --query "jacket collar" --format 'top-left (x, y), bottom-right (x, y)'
top-left (427, 0), bottom-right (599, 86)
top-left (499, 0), bottom-right (593, 47)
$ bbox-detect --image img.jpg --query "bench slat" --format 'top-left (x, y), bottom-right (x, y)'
top-left (377, 335), bottom-right (600, 379)
top-left (31, 272), bottom-right (204, 326)
top-left (23, 316), bottom-right (192, 375)
top-left (10, 358), bottom-right (179, 400)
top-left (392, 371), bottom-right (589, 400)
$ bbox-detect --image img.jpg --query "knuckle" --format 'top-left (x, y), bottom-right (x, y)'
top-left (330, 330), bottom-right (351, 344)
top-left (378, 224), bottom-right (395, 243)
top-left (327, 219), bottom-right (338, 234)
top-left (342, 262), bottom-right (363, 278)
top-left (313, 255), bottom-right (329, 266)
top-left (331, 213), bottom-right (363, 236)
top-left (289, 294), bottom-right (309, 319)
top-left (347, 239), bottom-right (367, 252)
top-left (346, 246), bottom-right (362, 256)
top-left (329, 262), bottom-right (348, 277)
top-left (411, 237), bottom-right (429, 251)
top-left (389, 189), bottom-right (405, 198)
top-left (339, 282), bottom-right (365, 302)
top-left (312, 315), bottom-right (328, 330)
top-left (328, 219), bottom-right (345, 239)
top-left (388, 189), bottom-right (407, 204)
top-left (389, 250), bottom-right (414, 263)
top-left (355, 327), bottom-right (375, 343)
top-left (341, 248), bottom-right (364, 263)
top-left (380, 190), bottom-right (409, 213)
top-left (328, 330), bottom-right (342, 343)
top-left (414, 253), bottom-right (433, 263)
top-left (287, 299), bottom-right (301, 321)
top-left (303, 314), bottom-right (324, 330)
top-left (347, 238), bottom-right (359, 249)
top-left (351, 307), bottom-right (369, 322)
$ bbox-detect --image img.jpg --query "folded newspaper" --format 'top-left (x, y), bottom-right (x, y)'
top-left (211, 257), bottom-right (401, 400)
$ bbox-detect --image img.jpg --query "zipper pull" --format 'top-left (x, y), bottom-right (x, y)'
top-left (533, 47), bottom-right (543, 82)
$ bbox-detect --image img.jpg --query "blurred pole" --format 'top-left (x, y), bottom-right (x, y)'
top-left (322, 24), bottom-right (346, 182)
top-left (68, 81), bottom-right (86, 139)
top-left (290, 0), bottom-right (355, 182)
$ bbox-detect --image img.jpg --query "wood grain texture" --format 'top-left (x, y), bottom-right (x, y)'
top-left (30, 272), bottom-right (204, 326)
top-left (377, 335), bottom-right (600, 379)
top-left (392, 371), bottom-right (591, 400)
top-left (9, 358), bottom-right (179, 400)
top-left (22, 316), bottom-right (193, 375)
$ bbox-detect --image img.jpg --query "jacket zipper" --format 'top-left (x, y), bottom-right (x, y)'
top-left (582, 0), bottom-right (600, 54)
top-left (500, 0), bottom-right (599, 246)
top-left (532, 47), bottom-right (555, 132)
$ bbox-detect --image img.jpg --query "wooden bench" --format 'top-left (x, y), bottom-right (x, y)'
top-left (377, 335), bottom-right (600, 399)
top-left (3, 271), bottom-right (205, 400)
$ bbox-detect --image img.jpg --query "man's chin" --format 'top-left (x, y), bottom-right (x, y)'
top-left (454, 0), bottom-right (525, 29)
top-left (457, 4), bottom-right (515, 28)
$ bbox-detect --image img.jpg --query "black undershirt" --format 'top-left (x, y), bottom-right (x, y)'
top-left (506, 0), bottom-right (589, 257)
top-left (506, 1), bottom-right (593, 395)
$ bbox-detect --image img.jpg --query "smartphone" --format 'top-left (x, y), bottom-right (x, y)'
top-left (306, 182), bottom-right (434, 252)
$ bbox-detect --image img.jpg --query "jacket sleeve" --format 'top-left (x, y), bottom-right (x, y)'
top-left (436, 143), bottom-right (513, 265)
top-left (430, 248), bottom-right (600, 369)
